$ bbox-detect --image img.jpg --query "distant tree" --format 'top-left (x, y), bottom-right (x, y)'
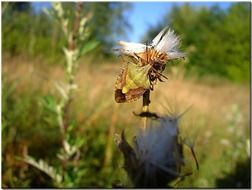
top-left (83, 2), bottom-right (132, 57)
top-left (2, 2), bottom-right (132, 61)
top-left (221, 3), bottom-right (250, 82)
top-left (7, 2), bottom-right (32, 13)
top-left (2, 2), bottom-right (64, 61)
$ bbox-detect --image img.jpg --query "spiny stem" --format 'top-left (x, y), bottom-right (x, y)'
top-left (142, 90), bottom-right (150, 130)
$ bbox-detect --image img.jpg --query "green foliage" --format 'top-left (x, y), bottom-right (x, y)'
top-left (2, 79), bottom-right (125, 187)
top-left (21, 156), bottom-right (62, 185)
top-left (78, 40), bottom-right (100, 58)
top-left (142, 3), bottom-right (250, 83)
top-left (10, 2), bottom-right (109, 188)
top-left (2, 78), bottom-right (61, 187)
top-left (2, 3), bottom-right (64, 63)
top-left (2, 2), bottom-right (131, 62)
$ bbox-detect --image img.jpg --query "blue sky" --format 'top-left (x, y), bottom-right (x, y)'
top-left (125, 2), bottom-right (232, 42)
top-left (32, 2), bottom-right (232, 42)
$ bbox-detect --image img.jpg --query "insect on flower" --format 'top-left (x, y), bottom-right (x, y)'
top-left (115, 26), bottom-right (186, 103)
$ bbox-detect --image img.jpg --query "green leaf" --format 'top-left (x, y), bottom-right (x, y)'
top-left (20, 155), bottom-right (62, 184)
top-left (66, 120), bottom-right (77, 133)
top-left (78, 40), bottom-right (99, 57)
top-left (40, 95), bottom-right (57, 113)
top-left (74, 136), bottom-right (86, 148)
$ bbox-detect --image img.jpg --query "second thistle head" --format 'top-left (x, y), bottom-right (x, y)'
top-left (116, 113), bottom-right (195, 188)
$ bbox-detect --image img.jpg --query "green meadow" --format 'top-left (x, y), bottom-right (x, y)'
top-left (2, 2), bottom-right (250, 188)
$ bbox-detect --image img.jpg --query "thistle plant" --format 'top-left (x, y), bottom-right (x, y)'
top-left (114, 27), bottom-right (198, 187)
top-left (21, 2), bottom-right (98, 187)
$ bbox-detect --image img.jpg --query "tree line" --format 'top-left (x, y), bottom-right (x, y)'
top-left (2, 2), bottom-right (250, 83)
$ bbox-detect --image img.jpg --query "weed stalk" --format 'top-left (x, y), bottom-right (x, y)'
top-left (142, 90), bottom-right (150, 130)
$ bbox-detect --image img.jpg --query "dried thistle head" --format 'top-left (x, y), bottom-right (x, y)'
top-left (115, 27), bottom-right (185, 103)
top-left (115, 113), bottom-right (196, 188)
top-left (119, 27), bottom-right (186, 61)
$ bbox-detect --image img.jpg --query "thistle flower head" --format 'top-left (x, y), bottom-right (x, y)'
top-left (118, 26), bottom-right (186, 61)
top-left (137, 115), bottom-right (184, 176)
top-left (114, 27), bottom-right (186, 103)
top-left (116, 114), bottom-right (191, 187)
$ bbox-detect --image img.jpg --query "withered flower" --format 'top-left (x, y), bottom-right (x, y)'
top-left (114, 27), bottom-right (196, 188)
top-left (115, 114), bottom-right (195, 188)
top-left (115, 27), bottom-right (185, 103)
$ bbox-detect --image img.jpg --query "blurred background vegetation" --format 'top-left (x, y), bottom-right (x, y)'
top-left (2, 1), bottom-right (251, 188)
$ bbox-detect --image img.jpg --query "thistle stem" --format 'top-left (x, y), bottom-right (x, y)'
top-left (142, 90), bottom-right (150, 130)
